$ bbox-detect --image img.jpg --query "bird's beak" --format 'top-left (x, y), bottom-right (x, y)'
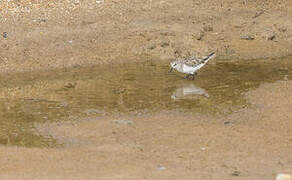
top-left (169, 67), bottom-right (173, 73)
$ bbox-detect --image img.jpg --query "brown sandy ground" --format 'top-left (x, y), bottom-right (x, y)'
top-left (0, 80), bottom-right (289, 180)
top-left (1, 0), bottom-right (292, 73)
top-left (1, 0), bottom-right (292, 179)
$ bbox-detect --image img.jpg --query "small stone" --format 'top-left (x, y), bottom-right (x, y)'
top-left (193, 31), bottom-right (204, 40)
top-left (174, 49), bottom-right (182, 56)
top-left (160, 30), bottom-right (175, 36)
top-left (59, 102), bottom-right (69, 107)
top-left (3, 32), bottom-right (8, 38)
top-left (158, 165), bottom-right (166, 170)
top-left (262, 30), bottom-right (276, 41)
top-left (1, 44), bottom-right (9, 50)
top-left (113, 119), bottom-right (134, 125)
top-left (96, 0), bottom-right (104, 4)
top-left (203, 25), bottom-right (213, 32)
top-left (278, 27), bottom-right (287, 32)
top-left (64, 82), bottom-right (77, 89)
top-left (39, 19), bottom-right (46, 23)
top-left (231, 170), bottom-right (240, 176)
top-left (253, 11), bottom-right (264, 18)
top-left (276, 174), bottom-right (292, 180)
top-left (240, 35), bottom-right (255, 40)
top-left (268, 34), bottom-right (276, 40)
top-left (85, 109), bottom-right (102, 115)
top-left (148, 45), bottom-right (156, 50)
top-left (161, 42), bottom-right (169, 47)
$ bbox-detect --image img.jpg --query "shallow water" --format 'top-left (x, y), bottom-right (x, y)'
top-left (0, 57), bottom-right (291, 147)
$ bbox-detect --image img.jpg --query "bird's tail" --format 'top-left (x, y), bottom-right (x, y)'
top-left (203, 52), bottom-right (216, 61)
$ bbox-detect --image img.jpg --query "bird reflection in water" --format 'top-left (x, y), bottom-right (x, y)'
top-left (171, 83), bottom-right (209, 100)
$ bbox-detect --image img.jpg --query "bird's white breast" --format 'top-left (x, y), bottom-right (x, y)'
top-left (181, 64), bottom-right (197, 74)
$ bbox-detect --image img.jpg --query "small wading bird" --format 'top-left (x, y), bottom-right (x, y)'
top-left (169, 52), bottom-right (216, 80)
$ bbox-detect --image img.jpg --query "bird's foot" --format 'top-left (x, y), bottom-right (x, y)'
top-left (184, 74), bottom-right (195, 80)
top-left (184, 74), bottom-right (190, 79)
top-left (191, 74), bottom-right (195, 80)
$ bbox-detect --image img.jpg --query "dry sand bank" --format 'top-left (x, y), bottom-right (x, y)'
top-left (0, 0), bottom-right (292, 73)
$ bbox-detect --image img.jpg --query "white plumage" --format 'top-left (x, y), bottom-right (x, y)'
top-left (169, 52), bottom-right (216, 79)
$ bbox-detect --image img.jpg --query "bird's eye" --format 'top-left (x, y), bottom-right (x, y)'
top-left (173, 63), bottom-right (177, 66)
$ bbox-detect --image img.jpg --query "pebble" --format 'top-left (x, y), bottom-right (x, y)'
top-left (178, 17), bottom-right (184, 21)
top-left (253, 11), bottom-right (264, 18)
top-left (64, 82), bottom-right (77, 89)
top-left (240, 35), bottom-right (255, 40)
top-left (158, 165), bottom-right (166, 170)
top-left (267, 34), bottom-right (276, 41)
top-left (262, 30), bottom-right (276, 41)
top-left (96, 0), bottom-right (104, 4)
top-left (194, 31), bottom-right (204, 40)
top-left (160, 42), bottom-right (169, 47)
top-left (231, 170), bottom-right (240, 176)
top-left (203, 25), bottom-right (213, 32)
top-left (84, 109), bottom-right (102, 115)
top-left (276, 174), bottom-right (292, 180)
top-left (3, 32), bottom-right (8, 38)
top-left (113, 119), bottom-right (134, 125)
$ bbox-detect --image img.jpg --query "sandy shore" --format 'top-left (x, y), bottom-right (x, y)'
top-left (0, 0), bottom-right (292, 73)
top-left (0, 0), bottom-right (292, 179)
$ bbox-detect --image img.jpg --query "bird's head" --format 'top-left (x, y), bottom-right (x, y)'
top-left (169, 61), bottom-right (178, 72)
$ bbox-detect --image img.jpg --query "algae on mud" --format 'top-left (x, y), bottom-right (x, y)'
top-left (0, 57), bottom-right (291, 147)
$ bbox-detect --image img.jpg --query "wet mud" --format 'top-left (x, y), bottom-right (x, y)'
top-left (0, 57), bottom-right (291, 147)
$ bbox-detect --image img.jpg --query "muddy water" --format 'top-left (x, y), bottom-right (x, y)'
top-left (0, 57), bottom-right (291, 147)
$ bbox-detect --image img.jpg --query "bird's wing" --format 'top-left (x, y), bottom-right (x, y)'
top-left (184, 58), bottom-right (205, 67)
top-left (183, 52), bottom-right (215, 70)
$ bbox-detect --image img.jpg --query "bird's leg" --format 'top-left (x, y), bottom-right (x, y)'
top-left (190, 72), bottom-right (198, 80)
top-left (184, 74), bottom-right (190, 79)
top-left (191, 74), bottom-right (195, 80)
